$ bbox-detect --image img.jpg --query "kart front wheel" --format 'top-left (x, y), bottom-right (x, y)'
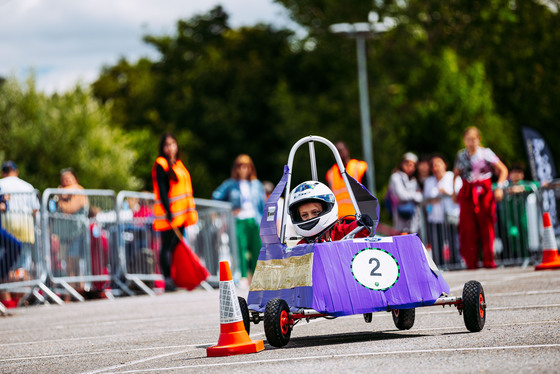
top-left (238, 296), bottom-right (250, 335)
top-left (392, 308), bottom-right (415, 330)
top-left (264, 298), bottom-right (292, 347)
top-left (462, 280), bottom-right (486, 332)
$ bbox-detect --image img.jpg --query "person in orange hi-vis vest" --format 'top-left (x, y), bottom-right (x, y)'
top-left (326, 141), bottom-right (368, 221)
top-left (152, 133), bottom-right (198, 291)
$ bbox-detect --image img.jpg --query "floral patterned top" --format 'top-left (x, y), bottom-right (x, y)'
top-left (454, 146), bottom-right (499, 183)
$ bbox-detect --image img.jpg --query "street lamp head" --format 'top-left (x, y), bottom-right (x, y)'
top-left (353, 23), bottom-right (373, 33)
top-left (328, 23), bottom-right (355, 35)
top-left (329, 22), bottom-right (373, 37)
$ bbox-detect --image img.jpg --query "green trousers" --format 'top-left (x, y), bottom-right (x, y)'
top-left (235, 217), bottom-right (262, 278)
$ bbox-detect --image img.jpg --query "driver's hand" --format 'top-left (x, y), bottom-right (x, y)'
top-left (358, 214), bottom-right (374, 227)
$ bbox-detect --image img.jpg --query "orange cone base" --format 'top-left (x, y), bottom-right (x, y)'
top-left (535, 252), bottom-right (560, 270)
top-left (207, 338), bottom-right (264, 357)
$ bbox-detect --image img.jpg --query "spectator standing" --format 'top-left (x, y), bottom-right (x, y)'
top-left (58, 168), bottom-right (88, 214)
top-left (415, 156), bottom-right (431, 191)
top-left (507, 163), bottom-right (539, 194)
top-left (423, 154), bottom-right (462, 265)
top-left (212, 154), bottom-right (265, 279)
top-left (453, 126), bottom-right (508, 269)
top-left (0, 161), bottom-right (40, 307)
top-left (498, 163), bottom-right (540, 259)
top-left (152, 134), bottom-right (198, 291)
top-left (56, 168), bottom-right (89, 296)
top-left (388, 152), bottom-right (423, 234)
top-left (0, 161), bottom-right (40, 247)
top-left (326, 141), bottom-right (368, 220)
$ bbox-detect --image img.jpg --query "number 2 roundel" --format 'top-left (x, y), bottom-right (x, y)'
top-left (351, 248), bottom-right (400, 291)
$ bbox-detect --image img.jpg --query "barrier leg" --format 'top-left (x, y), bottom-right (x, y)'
top-left (38, 283), bottom-right (64, 305)
top-left (200, 280), bottom-right (214, 292)
top-left (130, 278), bottom-right (156, 296)
top-left (59, 280), bottom-right (86, 302)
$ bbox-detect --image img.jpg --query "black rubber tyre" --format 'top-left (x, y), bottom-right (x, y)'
top-left (391, 308), bottom-right (415, 330)
top-left (462, 280), bottom-right (486, 332)
top-left (363, 313), bottom-right (373, 323)
top-left (264, 298), bottom-right (292, 348)
top-left (238, 296), bottom-right (251, 335)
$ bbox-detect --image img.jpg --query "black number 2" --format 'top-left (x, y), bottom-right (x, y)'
top-left (369, 257), bottom-right (382, 276)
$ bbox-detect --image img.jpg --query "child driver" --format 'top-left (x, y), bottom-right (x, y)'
top-left (288, 181), bottom-right (371, 244)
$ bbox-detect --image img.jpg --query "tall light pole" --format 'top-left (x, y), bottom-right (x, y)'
top-left (329, 13), bottom-right (396, 196)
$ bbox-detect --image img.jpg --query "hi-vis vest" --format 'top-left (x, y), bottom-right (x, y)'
top-left (326, 159), bottom-right (368, 219)
top-left (152, 157), bottom-right (198, 231)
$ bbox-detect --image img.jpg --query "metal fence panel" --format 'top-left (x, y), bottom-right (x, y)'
top-left (191, 198), bottom-right (239, 285)
top-left (115, 192), bottom-right (239, 295)
top-left (42, 188), bottom-right (116, 301)
top-left (420, 196), bottom-right (464, 270)
top-left (419, 185), bottom-right (544, 270)
top-left (1, 190), bottom-right (62, 313)
top-left (495, 184), bottom-right (542, 267)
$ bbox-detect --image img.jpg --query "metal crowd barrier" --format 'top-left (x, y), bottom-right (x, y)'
top-left (420, 196), bottom-right (463, 270)
top-left (115, 192), bottom-right (239, 296)
top-left (1, 191), bottom-right (62, 315)
top-left (0, 181), bottom-right (554, 314)
top-left (419, 185), bottom-right (544, 270)
top-left (2, 187), bottom-right (240, 311)
top-left (42, 189), bottom-right (117, 302)
top-left (495, 184), bottom-right (542, 267)
top-left (189, 198), bottom-right (240, 285)
top-left (113, 191), bottom-right (161, 296)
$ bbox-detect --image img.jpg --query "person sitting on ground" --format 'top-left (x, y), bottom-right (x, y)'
top-left (288, 181), bottom-right (372, 244)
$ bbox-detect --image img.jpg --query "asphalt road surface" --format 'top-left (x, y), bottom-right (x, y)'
top-left (1, 267), bottom-right (559, 373)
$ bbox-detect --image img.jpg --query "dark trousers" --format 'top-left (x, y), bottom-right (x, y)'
top-left (159, 226), bottom-right (184, 278)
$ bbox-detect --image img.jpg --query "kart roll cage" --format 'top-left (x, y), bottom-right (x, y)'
top-left (279, 135), bottom-right (379, 244)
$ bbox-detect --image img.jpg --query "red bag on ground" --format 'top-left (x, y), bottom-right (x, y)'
top-left (170, 239), bottom-right (210, 291)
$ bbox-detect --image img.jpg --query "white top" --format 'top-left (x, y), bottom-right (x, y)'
top-left (0, 176), bottom-right (40, 213)
top-left (454, 146), bottom-right (500, 182)
top-left (389, 171), bottom-right (423, 203)
top-left (388, 170), bottom-right (423, 233)
top-left (423, 172), bottom-right (462, 223)
top-left (237, 180), bottom-right (256, 219)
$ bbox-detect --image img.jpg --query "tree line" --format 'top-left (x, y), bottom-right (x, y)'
top-left (1, 0), bottom-right (559, 203)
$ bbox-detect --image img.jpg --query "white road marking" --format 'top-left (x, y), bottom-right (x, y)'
top-left (82, 348), bottom-right (199, 374)
top-left (109, 343), bottom-right (560, 373)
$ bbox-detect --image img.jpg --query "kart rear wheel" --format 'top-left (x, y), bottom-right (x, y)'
top-left (462, 280), bottom-right (486, 332)
top-left (238, 296), bottom-right (250, 335)
top-left (392, 308), bottom-right (415, 330)
top-left (264, 298), bottom-right (292, 348)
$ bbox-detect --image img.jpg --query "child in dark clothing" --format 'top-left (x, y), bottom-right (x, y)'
top-left (287, 181), bottom-right (370, 244)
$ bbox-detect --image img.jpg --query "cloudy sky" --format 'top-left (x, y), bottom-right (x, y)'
top-left (0, 0), bottom-right (294, 93)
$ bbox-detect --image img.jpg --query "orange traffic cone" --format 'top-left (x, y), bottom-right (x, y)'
top-left (535, 212), bottom-right (560, 271)
top-left (206, 261), bottom-right (264, 357)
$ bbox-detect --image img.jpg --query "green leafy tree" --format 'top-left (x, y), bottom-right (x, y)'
top-left (90, 1), bottom-right (560, 201)
top-left (0, 76), bottom-right (141, 191)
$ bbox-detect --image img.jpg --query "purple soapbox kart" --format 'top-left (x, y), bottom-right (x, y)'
top-left (241, 136), bottom-right (486, 348)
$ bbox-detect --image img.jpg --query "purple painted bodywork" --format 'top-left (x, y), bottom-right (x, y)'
top-left (247, 166), bottom-right (450, 316)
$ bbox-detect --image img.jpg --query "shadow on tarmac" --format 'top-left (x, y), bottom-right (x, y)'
top-left (265, 330), bottom-right (428, 350)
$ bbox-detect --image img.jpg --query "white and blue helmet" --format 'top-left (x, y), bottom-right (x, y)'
top-left (288, 181), bottom-right (338, 237)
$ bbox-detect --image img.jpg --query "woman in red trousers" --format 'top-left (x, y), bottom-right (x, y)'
top-left (453, 127), bottom-right (508, 269)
